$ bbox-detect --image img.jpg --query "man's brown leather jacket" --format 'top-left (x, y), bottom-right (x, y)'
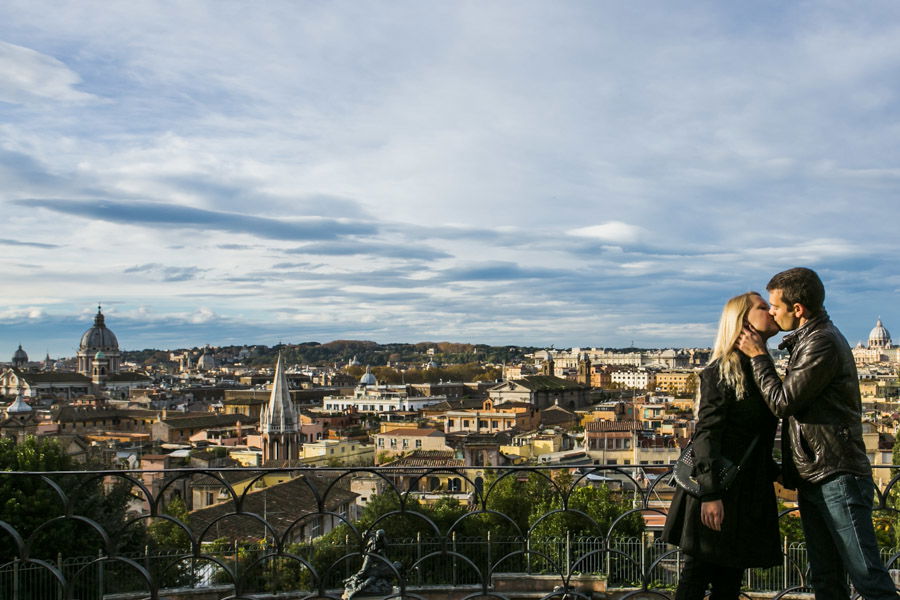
top-left (750, 313), bottom-right (871, 487)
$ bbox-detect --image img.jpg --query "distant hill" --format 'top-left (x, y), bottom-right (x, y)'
top-left (122, 341), bottom-right (542, 368)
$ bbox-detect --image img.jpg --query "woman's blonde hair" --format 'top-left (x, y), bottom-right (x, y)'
top-left (710, 291), bottom-right (763, 399)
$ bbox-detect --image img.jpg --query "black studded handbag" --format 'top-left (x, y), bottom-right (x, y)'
top-left (671, 435), bottom-right (759, 498)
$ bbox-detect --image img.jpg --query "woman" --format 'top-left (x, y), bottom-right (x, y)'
top-left (662, 292), bottom-right (782, 600)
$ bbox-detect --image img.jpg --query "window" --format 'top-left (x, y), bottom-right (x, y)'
top-left (448, 419), bottom-right (455, 427)
top-left (402, 439), bottom-right (409, 449)
top-left (390, 439), bottom-right (397, 448)
top-left (415, 440), bottom-right (422, 448)
top-left (491, 420), bottom-right (498, 428)
top-left (463, 420), bottom-right (470, 428)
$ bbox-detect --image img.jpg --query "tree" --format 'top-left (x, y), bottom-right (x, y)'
top-left (479, 470), bottom-right (642, 539)
top-left (146, 495), bottom-right (195, 588)
top-left (147, 495), bottom-right (191, 551)
top-left (0, 436), bottom-right (146, 599)
top-left (0, 437), bottom-right (144, 560)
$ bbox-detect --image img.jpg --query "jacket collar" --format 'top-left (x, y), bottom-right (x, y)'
top-left (778, 311), bottom-right (830, 351)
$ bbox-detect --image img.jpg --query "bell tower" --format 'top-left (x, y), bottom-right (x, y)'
top-left (261, 354), bottom-right (300, 464)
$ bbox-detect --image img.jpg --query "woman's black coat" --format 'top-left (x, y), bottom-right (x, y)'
top-left (662, 355), bottom-right (781, 568)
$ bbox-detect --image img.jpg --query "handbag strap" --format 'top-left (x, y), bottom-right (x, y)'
top-left (735, 435), bottom-right (760, 470)
top-left (683, 430), bottom-right (760, 467)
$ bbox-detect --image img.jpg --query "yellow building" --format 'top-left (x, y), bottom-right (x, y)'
top-left (442, 399), bottom-right (539, 434)
top-left (380, 450), bottom-right (474, 506)
top-left (300, 439), bottom-right (373, 466)
top-left (373, 427), bottom-right (449, 463)
top-left (654, 370), bottom-right (698, 396)
top-left (500, 430), bottom-right (565, 460)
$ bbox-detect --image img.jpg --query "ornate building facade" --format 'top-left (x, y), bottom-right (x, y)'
top-left (77, 307), bottom-right (121, 376)
top-left (853, 318), bottom-right (899, 365)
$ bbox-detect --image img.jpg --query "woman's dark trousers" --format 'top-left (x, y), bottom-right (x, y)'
top-left (675, 553), bottom-right (744, 600)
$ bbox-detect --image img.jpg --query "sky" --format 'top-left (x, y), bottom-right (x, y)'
top-left (1, 1), bottom-right (898, 357)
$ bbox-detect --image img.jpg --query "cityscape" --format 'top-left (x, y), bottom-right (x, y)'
top-left (1, 308), bottom-right (899, 596)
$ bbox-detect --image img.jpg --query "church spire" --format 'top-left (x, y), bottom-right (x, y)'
top-left (262, 353), bottom-right (298, 434)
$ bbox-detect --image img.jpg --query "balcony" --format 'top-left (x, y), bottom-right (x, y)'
top-left (2, 464), bottom-right (899, 599)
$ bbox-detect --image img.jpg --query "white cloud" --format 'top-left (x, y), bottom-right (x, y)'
top-left (189, 307), bottom-right (217, 324)
top-left (0, 307), bottom-right (46, 320)
top-left (0, 41), bottom-right (97, 104)
top-left (568, 222), bottom-right (646, 245)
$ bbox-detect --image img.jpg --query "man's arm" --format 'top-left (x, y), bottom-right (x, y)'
top-left (748, 332), bottom-right (838, 418)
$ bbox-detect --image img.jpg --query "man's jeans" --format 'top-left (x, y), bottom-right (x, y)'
top-left (798, 473), bottom-right (898, 600)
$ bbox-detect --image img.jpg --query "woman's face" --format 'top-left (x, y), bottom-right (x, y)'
top-left (746, 294), bottom-right (779, 339)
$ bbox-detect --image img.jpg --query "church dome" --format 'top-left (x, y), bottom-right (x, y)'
top-left (12, 345), bottom-right (28, 366)
top-left (80, 307), bottom-right (119, 352)
top-left (359, 366), bottom-right (377, 386)
top-left (197, 350), bottom-right (217, 371)
top-left (6, 387), bottom-right (32, 415)
top-left (868, 319), bottom-right (891, 348)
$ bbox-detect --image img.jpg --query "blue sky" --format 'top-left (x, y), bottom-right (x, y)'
top-left (1, 1), bottom-right (898, 357)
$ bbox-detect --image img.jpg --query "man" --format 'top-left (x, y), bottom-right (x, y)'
top-left (737, 267), bottom-right (897, 600)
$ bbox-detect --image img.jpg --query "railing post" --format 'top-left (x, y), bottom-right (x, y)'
top-left (783, 537), bottom-right (788, 590)
top-left (57, 552), bottom-right (63, 600)
top-left (486, 529), bottom-right (492, 582)
top-left (452, 531), bottom-right (457, 586)
top-left (565, 530), bottom-right (571, 578)
top-left (345, 534), bottom-right (351, 581)
top-left (640, 535), bottom-right (646, 586)
top-left (98, 548), bottom-right (104, 598)
top-left (606, 539), bottom-right (611, 582)
top-left (675, 548), bottom-right (681, 588)
top-left (234, 540), bottom-right (239, 584)
top-left (12, 558), bottom-right (19, 600)
top-left (416, 531), bottom-right (422, 586)
top-left (526, 536), bottom-right (532, 574)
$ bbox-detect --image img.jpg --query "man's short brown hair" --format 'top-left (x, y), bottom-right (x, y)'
top-left (767, 267), bottom-right (825, 315)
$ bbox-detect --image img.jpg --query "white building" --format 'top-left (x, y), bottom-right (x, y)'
top-left (323, 388), bottom-right (448, 413)
top-left (323, 371), bottom-right (447, 412)
top-left (609, 367), bottom-right (657, 390)
top-left (853, 319), bottom-right (899, 365)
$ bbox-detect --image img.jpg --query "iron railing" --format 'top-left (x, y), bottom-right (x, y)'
top-left (2, 464), bottom-right (900, 599)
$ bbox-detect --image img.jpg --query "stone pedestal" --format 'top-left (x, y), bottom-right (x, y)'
top-left (492, 573), bottom-right (608, 595)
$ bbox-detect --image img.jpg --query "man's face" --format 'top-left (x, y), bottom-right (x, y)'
top-left (747, 294), bottom-right (780, 339)
top-left (768, 288), bottom-right (801, 331)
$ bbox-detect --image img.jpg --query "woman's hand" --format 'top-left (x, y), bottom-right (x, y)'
top-left (701, 500), bottom-right (724, 531)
